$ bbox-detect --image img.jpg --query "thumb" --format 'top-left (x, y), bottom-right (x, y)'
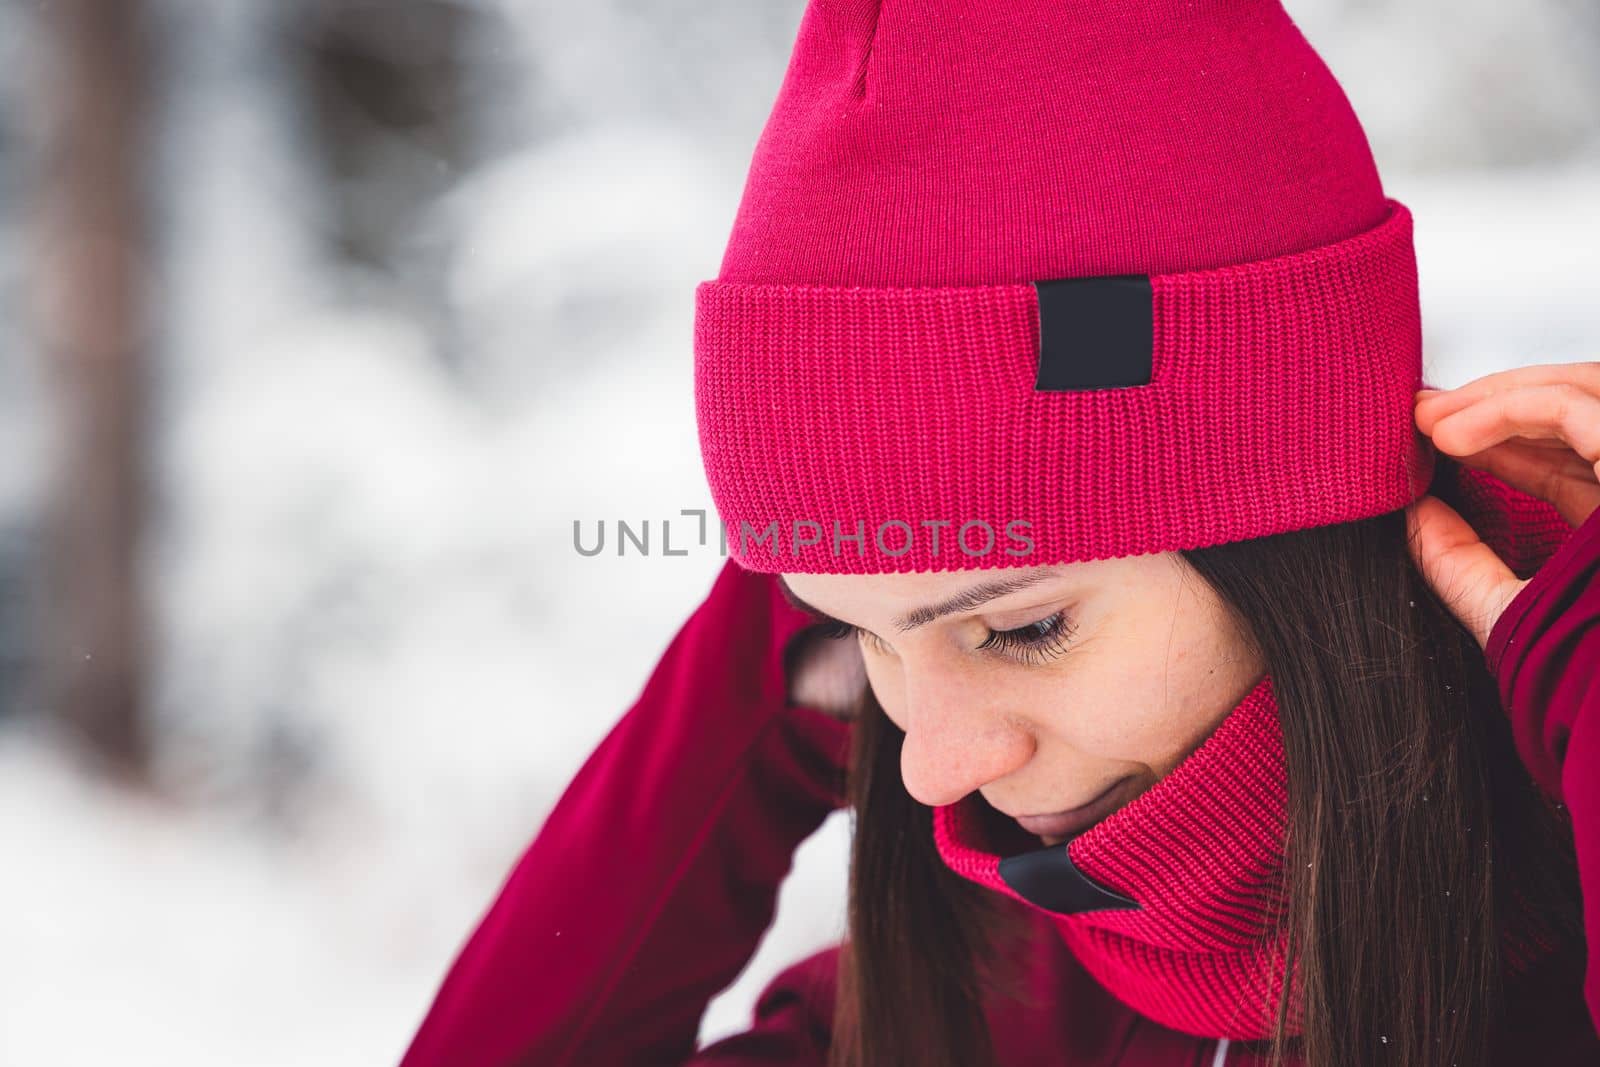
top-left (1404, 494), bottom-right (1528, 651)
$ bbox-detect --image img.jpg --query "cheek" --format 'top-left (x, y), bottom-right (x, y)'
top-left (863, 652), bottom-right (1138, 754)
top-left (1032, 675), bottom-right (1171, 756)
top-left (1030, 662), bottom-right (1231, 768)
top-left (1034, 598), bottom-right (1249, 763)
top-left (860, 643), bottom-right (1236, 774)
top-left (1042, 669), bottom-right (1246, 774)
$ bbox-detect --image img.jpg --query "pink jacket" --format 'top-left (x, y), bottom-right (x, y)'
top-left (399, 467), bottom-right (1600, 1066)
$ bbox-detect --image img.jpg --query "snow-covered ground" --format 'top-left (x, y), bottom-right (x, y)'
top-left (0, 2), bottom-right (1596, 1065)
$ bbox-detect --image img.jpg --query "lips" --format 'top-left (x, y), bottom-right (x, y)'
top-left (1012, 775), bottom-right (1134, 843)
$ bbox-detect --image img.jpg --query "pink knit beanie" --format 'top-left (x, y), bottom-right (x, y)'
top-left (695, 0), bottom-right (1433, 575)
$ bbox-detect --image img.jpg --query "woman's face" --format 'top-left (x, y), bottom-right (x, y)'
top-left (780, 554), bottom-right (1267, 845)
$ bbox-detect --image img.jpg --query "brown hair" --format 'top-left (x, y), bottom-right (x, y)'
top-left (826, 456), bottom-right (1585, 1067)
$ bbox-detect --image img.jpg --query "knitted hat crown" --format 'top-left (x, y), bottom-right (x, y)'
top-left (695, 0), bottom-right (1433, 574)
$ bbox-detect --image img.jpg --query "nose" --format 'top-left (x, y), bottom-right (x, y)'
top-left (896, 666), bottom-right (1035, 808)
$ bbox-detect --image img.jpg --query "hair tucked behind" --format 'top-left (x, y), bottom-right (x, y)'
top-left (827, 456), bottom-right (1585, 1067)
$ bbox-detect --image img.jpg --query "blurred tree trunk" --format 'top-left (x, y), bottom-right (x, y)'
top-left (34, 0), bottom-right (149, 779)
top-left (290, 0), bottom-right (471, 269)
top-left (286, 0), bottom-right (478, 374)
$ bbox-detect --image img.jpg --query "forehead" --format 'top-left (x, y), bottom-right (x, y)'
top-left (781, 551), bottom-right (1174, 601)
top-left (779, 554), bottom-right (1183, 632)
top-left (781, 564), bottom-right (1063, 603)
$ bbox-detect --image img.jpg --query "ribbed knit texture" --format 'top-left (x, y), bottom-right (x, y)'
top-left (694, 0), bottom-right (1431, 575)
top-left (934, 674), bottom-right (1295, 1039)
top-left (930, 465), bottom-right (1575, 1041)
top-left (697, 201), bottom-right (1428, 574)
top-left (713, 0), bottom-right (1385, 287)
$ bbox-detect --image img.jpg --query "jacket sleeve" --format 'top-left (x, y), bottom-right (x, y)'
top-left (1484, 502), bottom-right (1600, 1033)
top-left (398, 557), bottom-right (854, 1067)
top-left (687, 945), bottom-right (842, 1065)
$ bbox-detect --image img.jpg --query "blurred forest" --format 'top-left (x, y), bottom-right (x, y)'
top-left (0, 1), bottom-right (1595, 1064)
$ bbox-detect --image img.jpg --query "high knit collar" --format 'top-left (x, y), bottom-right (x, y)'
top-left (931, 463), bottom-right (1578, 1042)
top-left (933, 673), bottom-right (1298, 1039)
top-left (933, 668), bottom-right (1574, 1042)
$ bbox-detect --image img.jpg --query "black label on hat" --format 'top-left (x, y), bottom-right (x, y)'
top-left (1033, 274), bottom-right (1153, 391)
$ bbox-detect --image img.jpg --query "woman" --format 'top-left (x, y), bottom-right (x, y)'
top-left (401, 2), bottom-right (1600, 1064)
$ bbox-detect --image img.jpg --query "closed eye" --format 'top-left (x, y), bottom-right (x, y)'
top-left (817, 611), bottom-right (1077, 666)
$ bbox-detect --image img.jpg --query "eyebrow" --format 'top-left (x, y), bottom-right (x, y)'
top-left (775, 569), bottom-right (1063, 634)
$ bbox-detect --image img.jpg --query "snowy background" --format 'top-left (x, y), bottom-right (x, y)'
top-left (0, 1), bottom-right (1595, 1064)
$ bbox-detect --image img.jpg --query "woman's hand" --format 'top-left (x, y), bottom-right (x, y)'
top-left (1405, 361), bottom-right (1600, 650)
top-left (787, 626), bottom-right (870, 720)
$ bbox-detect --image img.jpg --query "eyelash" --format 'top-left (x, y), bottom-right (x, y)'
top-left (816, 612), bottom-right (1078, 666)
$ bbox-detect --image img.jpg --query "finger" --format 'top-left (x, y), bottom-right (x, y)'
top-left (1414, 360), bottom-right (1600, 424)
top-left (1426, 384), bottom-right (1600, 472)
top-left (1452, 439), bottom-right (1600, 528)
top-left (1405, 494), bottom-right (1525, 651)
